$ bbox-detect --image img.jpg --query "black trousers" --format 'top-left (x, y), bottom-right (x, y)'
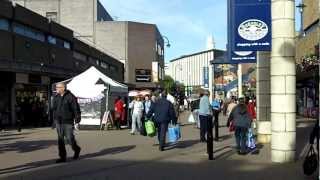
top-left (199, 115), bottom-right (212, 141)
top-left (157, 122), bottom-right (169, 149)
top-left (213, 109), bottom-right (220, 140)
top-left (56, 123), bottom-right (80, 159)
top-left (199, 115), bottom-right (214, 159)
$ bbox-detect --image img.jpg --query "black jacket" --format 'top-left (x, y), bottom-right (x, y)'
top-left (52, 90), bottom-right (81, 124)
top-left (147, 97), bottom-right (177, 124)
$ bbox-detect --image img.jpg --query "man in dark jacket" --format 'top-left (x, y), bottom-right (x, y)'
top-left (147, 90), bottom-right (177, 151)
top-left (52, 82), bottom-right (81, 163)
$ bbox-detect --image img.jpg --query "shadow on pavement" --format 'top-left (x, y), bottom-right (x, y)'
top-left (0, 132), bottom-right (33, 138)
top-left (1, 154), bottom-right (315, 180)
top-left (0, 136), bottom-right (26, 142)
top-left (0, 145), bottom-right (136, 175)
top-left (0, 140), bottom-right (57, 154)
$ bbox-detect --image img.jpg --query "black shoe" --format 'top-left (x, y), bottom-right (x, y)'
top-left (159, 147), bottom-right (164, 151)
top-left (73, 147), bottom-right (81, 160)
top-left (56, 158), bottom-right (66, 163)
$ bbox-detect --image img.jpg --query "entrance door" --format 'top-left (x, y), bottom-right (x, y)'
top-left (15, 84), bottom-right (49, 127)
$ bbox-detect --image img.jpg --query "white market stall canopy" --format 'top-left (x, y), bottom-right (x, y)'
top-left (65, 66), bottom-right (128, 99)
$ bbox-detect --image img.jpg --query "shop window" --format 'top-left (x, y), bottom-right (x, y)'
top-left (0, 19), bottom-right (9, 31)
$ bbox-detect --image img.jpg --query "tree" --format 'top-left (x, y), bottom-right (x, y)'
top-left (162, 75), bottom-right (175, 94)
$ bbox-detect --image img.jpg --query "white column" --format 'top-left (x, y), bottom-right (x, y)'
top-left (256, 52), bottom-right (271, 144)
top-left (209, 63), bottom-right (213, 101)
top-left (237, 64), bottom-right (243, 97)
top-left (271, 0), bottom-right (296, 163)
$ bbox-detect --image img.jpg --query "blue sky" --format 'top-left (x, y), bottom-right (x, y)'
top-left (101, 0), bottom-right (302, 62)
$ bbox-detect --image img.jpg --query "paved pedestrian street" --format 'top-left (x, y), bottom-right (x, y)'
top-left (0, 113), bottom-right (317, 180)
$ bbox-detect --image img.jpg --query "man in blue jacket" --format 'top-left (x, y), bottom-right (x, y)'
top-left (147, 90), bottom-right (177, 151)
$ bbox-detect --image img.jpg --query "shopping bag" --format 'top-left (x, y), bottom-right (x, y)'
top-left (140, 120), bottom-right (147, 136)
top-left (168, 124), bottom-right (181, 143)
top-left (246, 128), bottom-right (256, 149)
top-left (229, 121), bottom-right (235, 132)
top-left (188, 113), bottom-right (195, 123)
top-left (303, 145), bottom-right (318, 176)
top-left (145, 120), bottom-right (156, 137)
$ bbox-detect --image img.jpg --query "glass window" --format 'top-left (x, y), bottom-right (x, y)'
top-left (101, 62), bottom-right (108, 69)
top-left (48, 35), bottom-right (56, 44)
top-left (13, 23), bottom-right (25, 35)
top-left (73, 51), bottom-right (87, 61)
top-left (110, 65), bottom-right (116, 71)
top-left (13, 23), bottom-right (45, 42)
top-left (63, 41), bottom-right (71, 49)
top-left (0, 19), bottom-right (9, 31)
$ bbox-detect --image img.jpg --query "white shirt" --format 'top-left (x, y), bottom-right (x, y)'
top-left (132, 101), bottom-right (144, 115)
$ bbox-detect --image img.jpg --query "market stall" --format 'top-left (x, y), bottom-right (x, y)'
top-left (53, 66), bottom-right (128, 129)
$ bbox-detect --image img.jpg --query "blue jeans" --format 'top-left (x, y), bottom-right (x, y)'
top-left (235, 127), bottom-right (248, 153)
top-left (56, 123), bottom-right (80, 159)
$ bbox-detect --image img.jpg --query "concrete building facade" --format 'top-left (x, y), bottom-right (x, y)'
top-left (13, 0), bottom-right (165, 89)
top-left (168, 49), bottom-right (224, 96)
top-left (0, 1), bottom-right (124, 127)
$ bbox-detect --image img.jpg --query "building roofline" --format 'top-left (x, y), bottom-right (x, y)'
top-left (169, 49), bottom-right (226, 62)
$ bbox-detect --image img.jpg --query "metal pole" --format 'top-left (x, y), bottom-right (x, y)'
top-left (238, 64), bottom-right (243, 97)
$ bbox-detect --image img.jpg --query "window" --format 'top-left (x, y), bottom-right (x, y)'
top-left (0, 19), bottom-right (9, 31)
top-left (48, 35), bottom-right (56, 44)
top-left (110, 65), bottom-right (116, 71)
top-left (73, 51), bottom-right (87, 62)
top-left (101, 62), bottom-right (108, 69)
top-left (13, 23), bottom-right (45, 42)
top-left (46, 12), bottom-right (58, 22)
top-left (88, 57), bottom-right (96, 64)
top-left (63, 41), bottom-right (71, 49)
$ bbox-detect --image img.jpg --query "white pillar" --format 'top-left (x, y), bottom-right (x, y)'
top-left (237, 64), bottom-right (243, 97)
top-left (256, 52), bottom-right (271, 144)
top-left (271, 0), bottom-right (296, 163)
top-left (209, 64), bottom-right (214, 101)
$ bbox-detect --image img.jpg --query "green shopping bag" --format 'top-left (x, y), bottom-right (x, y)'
top-left (145, 120), bottom-right (156, 137)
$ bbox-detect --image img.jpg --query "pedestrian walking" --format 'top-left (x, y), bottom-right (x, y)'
top-left (114, 96), bottom-right (124, 130)
top-left (129, 96), bottom-right (144, 135)
top-left (228, 96), bottom-right (252, 155)
top-left (147, 90), bottom-right (177, 151)
top-left (212, 97), bottom-right (221, 141)
top-left (52, 82), bottom-right (81, 163)
top-left (199, 90), bottom-right (214, 160)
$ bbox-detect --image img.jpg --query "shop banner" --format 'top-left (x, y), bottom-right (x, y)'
top-left (231, 51), bottom-right (256, 63)
top-left (230, 0), bottom-right (272, 51)
top-left (203, 67), bottom-right (209, 89)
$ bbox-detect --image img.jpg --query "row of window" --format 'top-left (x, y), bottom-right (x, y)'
top-left (73, 51), bottom-right (118, 71)
top-left (0, 18), bottom-right (119, 73)
top-left (0, 18), bottom-right (70, 50)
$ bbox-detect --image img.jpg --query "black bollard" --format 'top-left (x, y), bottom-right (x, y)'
top-left (207, 116), bottom-right (214, 160)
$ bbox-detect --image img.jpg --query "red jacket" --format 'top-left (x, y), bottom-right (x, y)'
top-left (247, 103), bottom-right (256, 120)
top-left (115, 100), bottom-right (125, 121)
